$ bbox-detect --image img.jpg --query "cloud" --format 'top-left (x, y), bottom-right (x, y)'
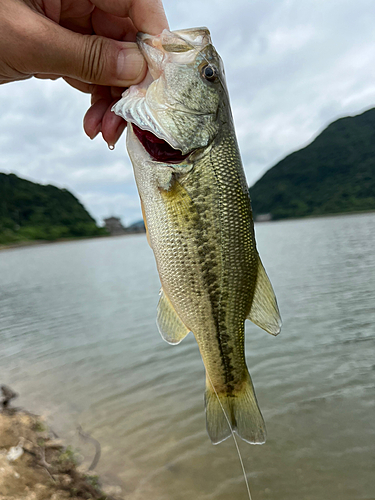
top-left (80, 191), bottom-right (141, 226)
top-left (0, 79), bottom-right (137, 223)
top-left (1, 0), bottom-right (375, 222)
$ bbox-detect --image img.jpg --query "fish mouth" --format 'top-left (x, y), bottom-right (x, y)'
top-left (130, 29), bottom-right (203, 163)
top-left (112, 28), bottom-right (214, 160)
top-left (132, 124), bottom-right (191, 164)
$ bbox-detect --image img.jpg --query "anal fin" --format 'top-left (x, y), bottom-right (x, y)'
top-left (247, 257), bottom-right (282, 336)
top-left (157, 289), bottom-right (190, 345)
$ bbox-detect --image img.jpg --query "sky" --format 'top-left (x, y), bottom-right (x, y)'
top-left (1, 0), bottom-right (375, 225)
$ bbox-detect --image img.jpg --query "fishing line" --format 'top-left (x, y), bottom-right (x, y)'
top-left (205, 369), bottom-right (253, 500)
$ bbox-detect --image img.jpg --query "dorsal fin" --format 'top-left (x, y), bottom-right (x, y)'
top-left (157, 289), bottom-right (191, 344)
top-left (247, 258), bottom-right (282, 336)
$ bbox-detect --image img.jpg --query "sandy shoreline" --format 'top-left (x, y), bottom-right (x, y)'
top-left (0, 395), bottom-right (121, 500)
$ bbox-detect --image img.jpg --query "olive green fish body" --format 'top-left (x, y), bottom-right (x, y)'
top-left (114, 27), bottom-right (281, 444)
top-left (144, 126), bottom-right (254, 381)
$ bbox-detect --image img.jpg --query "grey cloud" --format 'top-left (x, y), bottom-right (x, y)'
top-left (1, 0), bottom-right (375, 223)
top-left (0, 79), bottom-right (136, 222)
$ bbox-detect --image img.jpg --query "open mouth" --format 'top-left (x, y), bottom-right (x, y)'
top-left (132, 124), bottom-right (191, 164)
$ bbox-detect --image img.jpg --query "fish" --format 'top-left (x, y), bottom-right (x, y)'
top-left (113, 27), bottom-right (281, 445)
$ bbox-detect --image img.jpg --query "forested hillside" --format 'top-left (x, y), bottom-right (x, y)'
top-left (250, 107), bottom-right (375, 219)
top-left (0, 173), bottom-right (106, 244)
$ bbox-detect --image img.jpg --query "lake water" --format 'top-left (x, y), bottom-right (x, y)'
top-left (1, 213), bottom-right (374, 500)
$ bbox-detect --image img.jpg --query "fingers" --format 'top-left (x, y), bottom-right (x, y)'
top-left (63, 77), bottom-right (92, 94)
top-left (84, 99), bottom-right (108, 139)
top-left (91, 10), bottom-right (138, 41)
top-left (63, 80), bottom-right (127, 145)
top-left (102, 103), bottom-right (127, 146)
top-left (83, 85), bottom-right (127, 145)
top-left (91, 0), bottom-right (169, 35)
top-left (12, 10), bottom-right (146, 86)
top-left (84, 100), bottom-right (126, 145)
top-left (0, 0), bottom-right (167, 145)
top-left (59, 0), bottom-right (94, 35)
top-left (84, 85), bottom-right (110, 139)
top-left (35, 74), bottom-right (61, 81)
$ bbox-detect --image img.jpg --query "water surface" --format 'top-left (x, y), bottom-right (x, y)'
top-left (1, 213), bottom-right (375, 499)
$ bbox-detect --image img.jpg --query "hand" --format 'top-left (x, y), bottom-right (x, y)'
top-left (0, 0), bottom-right (168, 146)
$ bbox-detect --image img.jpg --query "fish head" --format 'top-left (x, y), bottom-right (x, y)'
top-left (112, 27), bottom-right (228, 163)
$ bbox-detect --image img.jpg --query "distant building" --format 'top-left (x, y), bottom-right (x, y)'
top-left (254, 213), bottom-right (273, 223)
top-left (103, 217), bottom-right (126, 236)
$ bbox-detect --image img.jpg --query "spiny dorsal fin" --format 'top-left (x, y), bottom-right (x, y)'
top-left (157, 289), bottom-right (191, 344)
top-left (247, 257), bottom-right (282, 336)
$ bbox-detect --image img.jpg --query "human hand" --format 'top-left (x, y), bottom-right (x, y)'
top-left (0, 0), bottom-right (168, 146)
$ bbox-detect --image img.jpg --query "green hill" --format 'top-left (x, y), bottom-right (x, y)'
top-left (0, 173), bottom-right (106, 245)
top-left (249, 107), bottom-right (375, 220)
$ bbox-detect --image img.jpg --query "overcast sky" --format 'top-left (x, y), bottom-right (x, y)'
top-left (1, 0), bottom-right (375, 225)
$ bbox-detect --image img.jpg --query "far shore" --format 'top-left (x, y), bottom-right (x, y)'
top-left (0, 232), bottom-right (145, 252)
top-left (1, 209), bottom-right (374, 252)
top-left (254, 208), bottom-right (375, 223)
top-left (0, 235), bottom-right (108, 252)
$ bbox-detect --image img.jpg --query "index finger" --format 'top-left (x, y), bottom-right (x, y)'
top-left (90, 0), bottom-right (169, 35)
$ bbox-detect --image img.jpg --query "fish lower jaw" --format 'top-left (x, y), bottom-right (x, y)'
top-left (131, 124), bottom-right (193, 164)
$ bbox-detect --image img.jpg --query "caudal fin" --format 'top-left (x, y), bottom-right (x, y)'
top-left (205, 373), bottom-right (266, 445)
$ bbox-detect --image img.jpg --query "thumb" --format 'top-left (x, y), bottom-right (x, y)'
top-left (25, 15), bottom-right (146, 86)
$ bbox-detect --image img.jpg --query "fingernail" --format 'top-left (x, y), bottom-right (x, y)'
top-left (113, 121), bottom-right (126, 145)
top-left (89, 123), bottom-right (101, 140)
top-left (117, 49), bottom-right (145, 82)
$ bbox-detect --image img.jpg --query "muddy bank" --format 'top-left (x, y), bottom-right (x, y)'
top-left (0, 389), bottom-right (121, 500)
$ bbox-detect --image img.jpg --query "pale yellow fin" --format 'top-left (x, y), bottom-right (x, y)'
top-left (157, 289), bottom-right (190, 345)
top-left (140, 197), bottom-right (151, 247)
top-left (205, 372), bottom-right (266, 445)
top-left (247, 257), bottom-right (282, 336)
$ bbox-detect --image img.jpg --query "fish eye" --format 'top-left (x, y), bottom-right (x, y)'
top-left (201, 64), bottom-right (217, 82)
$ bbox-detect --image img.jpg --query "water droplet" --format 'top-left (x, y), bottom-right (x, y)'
top-left (108, 144), bottom-right (115, 151)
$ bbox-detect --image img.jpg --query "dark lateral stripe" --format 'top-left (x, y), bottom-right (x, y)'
top-left (189, 186), bottom-right (236, 390)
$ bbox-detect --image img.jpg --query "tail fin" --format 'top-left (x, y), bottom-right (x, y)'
top-left (205, 372), bottom-right (266, 445)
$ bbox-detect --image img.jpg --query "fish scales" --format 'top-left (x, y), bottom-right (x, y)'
top-left (113, 27), bottom-right (281, 445)
top-left (154, 132), bottom-right (256, 393)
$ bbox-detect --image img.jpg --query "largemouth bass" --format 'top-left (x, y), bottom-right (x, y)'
top-left (113, 27), bottom-right (281, 445)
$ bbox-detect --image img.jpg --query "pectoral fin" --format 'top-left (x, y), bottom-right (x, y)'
top-left (247, 258), bottom-right (282, 336)
top-left (157, 289), bottom-right (190, 344)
